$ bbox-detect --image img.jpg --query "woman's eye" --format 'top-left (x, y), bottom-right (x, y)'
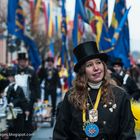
top-left (86, 63), bottom-right (92, 67)
top-left (96, 61), bottom-right (101, 64)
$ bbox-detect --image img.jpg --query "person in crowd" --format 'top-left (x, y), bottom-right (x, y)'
top-left (14, 52), bottom-right (40, 140)
top-left (56, 59), bottom-right (68, 100)
top-left (112, 58), bottom-right (140, 100)
top-left (0, 79), bottom-right (9, 140)
top-left (0, 64), bottom-right (7, 78)
top-left (129, 64), bottom-right (140, 85)
top-left (38, 56), bottom-right (60, 116)
top-left (107, 65), bottom-right (123, 87)
top-left (53, 41), bottom-right (136, 140)
top-left (5, 66), bottom-right (30, 140)
top-left (37, 59), bottom-right (46, 84)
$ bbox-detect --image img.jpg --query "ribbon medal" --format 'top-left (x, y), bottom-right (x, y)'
top-left (89, 109), bottom-right (98, 123)
top-left (83, 88), bottom-right (102, 137)
top-left (84, 123), bottom-right (99, 137)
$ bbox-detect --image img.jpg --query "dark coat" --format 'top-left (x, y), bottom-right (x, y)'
top-left (38, 67), bottom-right (60, 91)
top-left (16, 65), bottom-right (40, 103)
top-left (6, 83), bottom-right (29, 112)
top-left (53, 85), bottom-right (136, 140)
top-left (120, 71), bottom-right (140, 100)
top-left (44, 68), bottom-right (60, 91)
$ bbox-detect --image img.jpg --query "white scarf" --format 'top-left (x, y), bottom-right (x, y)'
top-left (88, 81), bottom-right (102, 89)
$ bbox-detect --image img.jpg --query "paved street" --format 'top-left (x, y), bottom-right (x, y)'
top-left (31, 94), bottom-right (58, 140)
top-left (31, 121), bottom-right (55, 140)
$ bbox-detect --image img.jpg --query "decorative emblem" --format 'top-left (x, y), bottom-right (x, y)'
top-left (103, 103), bottom-right (117, 112)
top-left (84, 122), bottom-right (99, 137)
top-left (89, 109), bottom-right (98, 123)
top-left (103, 104), bottom-right (107, 108)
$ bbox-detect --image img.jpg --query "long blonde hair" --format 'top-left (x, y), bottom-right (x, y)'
top-left (69, 61), bottom-right (115, 110)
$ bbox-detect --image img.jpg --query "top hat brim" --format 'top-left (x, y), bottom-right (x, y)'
top-left (17, 52), bottom-right (28, 60)
top-left (18, 58), bottom-right (28, 60)
top-left (46, 57), bottom-right (54, 63)
top-left (112, 62), bottom-right (123, 67)
top-left (74, 53), bottom-right (108, 73)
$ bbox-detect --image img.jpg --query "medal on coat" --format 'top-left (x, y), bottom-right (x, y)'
top-left (89, 109), bottom-right (98, 122)
top-left (84, 122), bottom-right (99, 137)
top-left (82, 88), bottom-right (102, 138)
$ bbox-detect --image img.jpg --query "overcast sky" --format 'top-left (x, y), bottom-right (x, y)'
top-left (66, 0), bottom-right (140, 52)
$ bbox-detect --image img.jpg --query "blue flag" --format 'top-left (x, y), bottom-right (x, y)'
top-left (61, 0), bottom-right (67, 65)
top-left (7, 0), bottom-right (41, 70)
top-left (98, 22), bottom-right (114, 56)
top-left (109, 0), bottom-right (130, 68)
top-left (61, 0), bottom-right (73, 87)
top-left (100, 0), bottom-right (108, 27)
top-left (49, 40), bottom-right (54, 57)
top-left (110, 7), bottom-right (131, 46)
top-left (7, 0), bottom-right (19, 34)
top-left (72, 0), bottom-right (88, 48)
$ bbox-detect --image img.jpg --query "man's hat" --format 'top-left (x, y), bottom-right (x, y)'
top-left (112, 58), bottom-right (123, 67)
top-left (18, 52), bottom-right (28, 60)
top-left (46, 57), bottom-right (54, 63)
top-left (73, 41), bottom-right (108, 73)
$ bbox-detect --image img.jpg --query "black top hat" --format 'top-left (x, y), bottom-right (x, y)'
top-left (18, 52), bottom-right (27, 60)
top-left (112, 58), bottom-right (123, 67)
top-left (73, 41), bottom-right (108, 73)
top-left (46, 57), bottom-right (54, 63)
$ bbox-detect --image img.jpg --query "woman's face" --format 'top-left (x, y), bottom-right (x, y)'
top-left (85, 58), bottom-right (105, 83)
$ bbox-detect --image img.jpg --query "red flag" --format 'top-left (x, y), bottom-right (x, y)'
top-left (85, 0), bottom-right (101, 33)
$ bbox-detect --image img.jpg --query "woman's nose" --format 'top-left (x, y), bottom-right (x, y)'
top-left (93, 64), bottom-right (98, 70)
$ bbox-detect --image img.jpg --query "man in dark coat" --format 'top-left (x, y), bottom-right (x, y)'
top-left (38, 57), bottom-right (60, 116)
top-left (5, 66), bottom-right (30, 140)
top-left (14, 52), bottom-right (40, 140)
top-left (112, 58), bottom-right (140, 100)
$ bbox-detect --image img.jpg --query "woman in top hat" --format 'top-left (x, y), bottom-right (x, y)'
top-left (53, 41), bottom-right (136, 140)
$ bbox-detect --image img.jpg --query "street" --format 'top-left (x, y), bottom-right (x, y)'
top-left (31, 121), bottom-right (54, 140)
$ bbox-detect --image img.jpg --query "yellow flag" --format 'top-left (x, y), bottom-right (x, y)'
top-left (33, 0), bottom-right (42, 31)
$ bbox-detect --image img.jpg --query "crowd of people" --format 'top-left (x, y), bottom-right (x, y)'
top-left (0, 51), bottom-right (72, 140)
top-left (0, 41), bottom-right (140, 140)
